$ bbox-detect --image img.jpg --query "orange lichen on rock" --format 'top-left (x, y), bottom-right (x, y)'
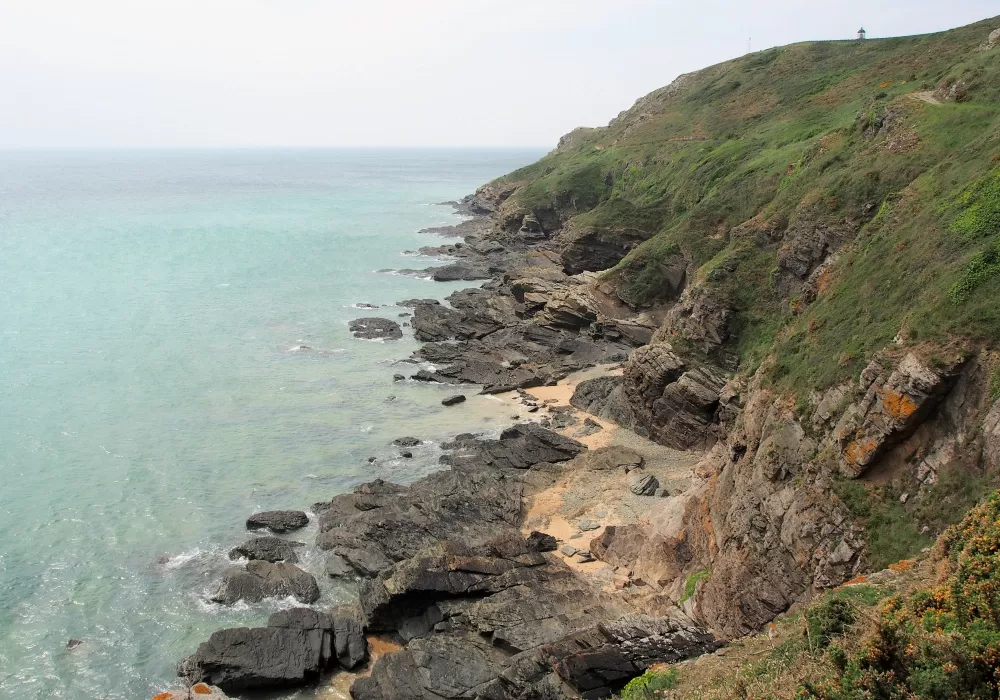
top-left (152, 694), bottom-right (173, 700)
top-left (844, 437), bottom-right (880, 468)
top-left (882, 390), bottom-right (919, 422)
top-left (843, 575), bottom-right (868, 586)
top-left (193, 684), bottom-right (213, 695)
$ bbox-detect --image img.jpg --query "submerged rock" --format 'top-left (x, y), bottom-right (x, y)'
top-left (349, 317), bottom-right (403, 341)
top-left (210, 561), bottom-right (319, 605)
top-left (245, 510), bottom-right (309, 533)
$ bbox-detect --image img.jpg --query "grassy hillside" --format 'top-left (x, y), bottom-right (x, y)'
top-left (491, 16), bottom-right (1000, 396)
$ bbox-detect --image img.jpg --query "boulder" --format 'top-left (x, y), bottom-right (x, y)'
top-left (628, 472), bottom-right (659, 496)
top-left (178, 626), bottom-right (331, 692)
top-left (525, 530), bottom-right (558, 552)
top-left (393, 436), bottom-right (421, 447)
top-left (210, 561), bottom-right (320, 605)
top-left (245, 510), bottom-right (309, 533)
top-left (228, 537), bottom-right (303, 563)
top-left (349, 317), bottom-right (403, 341)
top-left (441, 394), bottom-right (467, 407)
top-left (179, 607), bottom-right (369, 693)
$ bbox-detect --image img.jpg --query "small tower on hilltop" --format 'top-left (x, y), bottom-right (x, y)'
top-left (857, 27), bottom-right (867, 40)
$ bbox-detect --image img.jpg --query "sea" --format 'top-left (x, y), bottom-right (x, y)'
top-left (0, 148), bottom-right (544, 699)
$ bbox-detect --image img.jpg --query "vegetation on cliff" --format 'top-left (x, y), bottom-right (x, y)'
top-left (490, 16), bottom-right (1000, 394)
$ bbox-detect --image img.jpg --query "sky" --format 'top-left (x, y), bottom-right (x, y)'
top-left (0, 0), bottom-right (997, 148)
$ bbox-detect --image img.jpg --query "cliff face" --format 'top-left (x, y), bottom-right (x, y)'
top-left (477, 16), bottom-right (1000, 638)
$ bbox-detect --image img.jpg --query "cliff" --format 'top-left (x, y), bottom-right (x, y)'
top-left (470, 15), bottom-right (1000, 644)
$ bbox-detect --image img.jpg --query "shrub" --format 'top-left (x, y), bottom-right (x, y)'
top-left (620, 668), bottom-right (678, 699)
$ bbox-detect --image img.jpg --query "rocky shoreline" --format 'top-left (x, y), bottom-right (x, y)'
top-left (167, 194), bottom-right (725, 699)
top-left (168, 178), bottom-right (1000, 699)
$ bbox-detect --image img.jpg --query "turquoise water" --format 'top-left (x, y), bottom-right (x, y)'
top-left (0, 149), bottom-right (542, 699)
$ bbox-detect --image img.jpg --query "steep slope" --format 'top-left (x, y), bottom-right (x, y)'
top-left (476, 17), bottom-right (1000, 639)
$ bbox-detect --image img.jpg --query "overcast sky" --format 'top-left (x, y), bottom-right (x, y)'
top-left (1, 0), bottom-right (997, 148)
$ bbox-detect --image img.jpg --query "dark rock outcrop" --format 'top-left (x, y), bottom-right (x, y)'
top-left (245, 510), bottom-right (309, 533)
top-left (179, 608), bottom-right (368, 693)
top-left (228, 537), bottom-right (303, 563)
top-left (622, 343), bottom-right (728, 450)
top-left (210, 561), bottom-right (319, 605)
top-left (349, 317), bottom-right (403, 341)
top-left (315, 427), bottom-right (582, 578)
top-left (442, 394), bottom-right (466, 406)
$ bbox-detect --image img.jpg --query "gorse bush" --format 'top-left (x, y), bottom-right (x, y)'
top-left (802, 491), bottom-right (1000, 699)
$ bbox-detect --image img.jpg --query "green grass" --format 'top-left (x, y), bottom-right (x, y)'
top-left (833, 478), bottom-right (932, 570)
top-left (619, 668), bottom-right (678, 699)
top-left (680, 569), bottom-right (711, 603)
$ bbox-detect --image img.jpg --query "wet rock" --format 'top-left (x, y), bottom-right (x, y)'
top-left (67, 638), bottom-right (83, 649)
top-left (349, 317), bottom-right (403, 341)
top-left (441, 394), bottom-right (466, 406)
top-left (443, 422), bottom-right (584, 471)
top-left (427, 263), bottom-right (492, 282)
top-left (228, 537), bottom-right (303, 564)
top-left (393, 373), bottom-right (405, 381)
top-left (178, 627), bottom-right (329, 692)
top-left (325, 553), bottom-right (355, 579)
top-left (628, 472), bottom-right (659, 496)
top-left (401, 451), bottom-right (413, 458)
top-left (210, 561), bottom-right (319, 605)
top-left (245, 510), bottom-right (309, 533)
top-left (393, 437), bottom-right (421, 447)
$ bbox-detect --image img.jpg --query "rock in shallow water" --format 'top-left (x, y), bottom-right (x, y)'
top-left (349, 317), bottom-right (403, 341)
top-left (210, 561), bottom-right (319, 605)
top-left (245, 510), bottom-right (308, 533)
top-left (441, 394), bottom-right (466, 406)
top-left (228, 536), bottom-right (303, 563)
